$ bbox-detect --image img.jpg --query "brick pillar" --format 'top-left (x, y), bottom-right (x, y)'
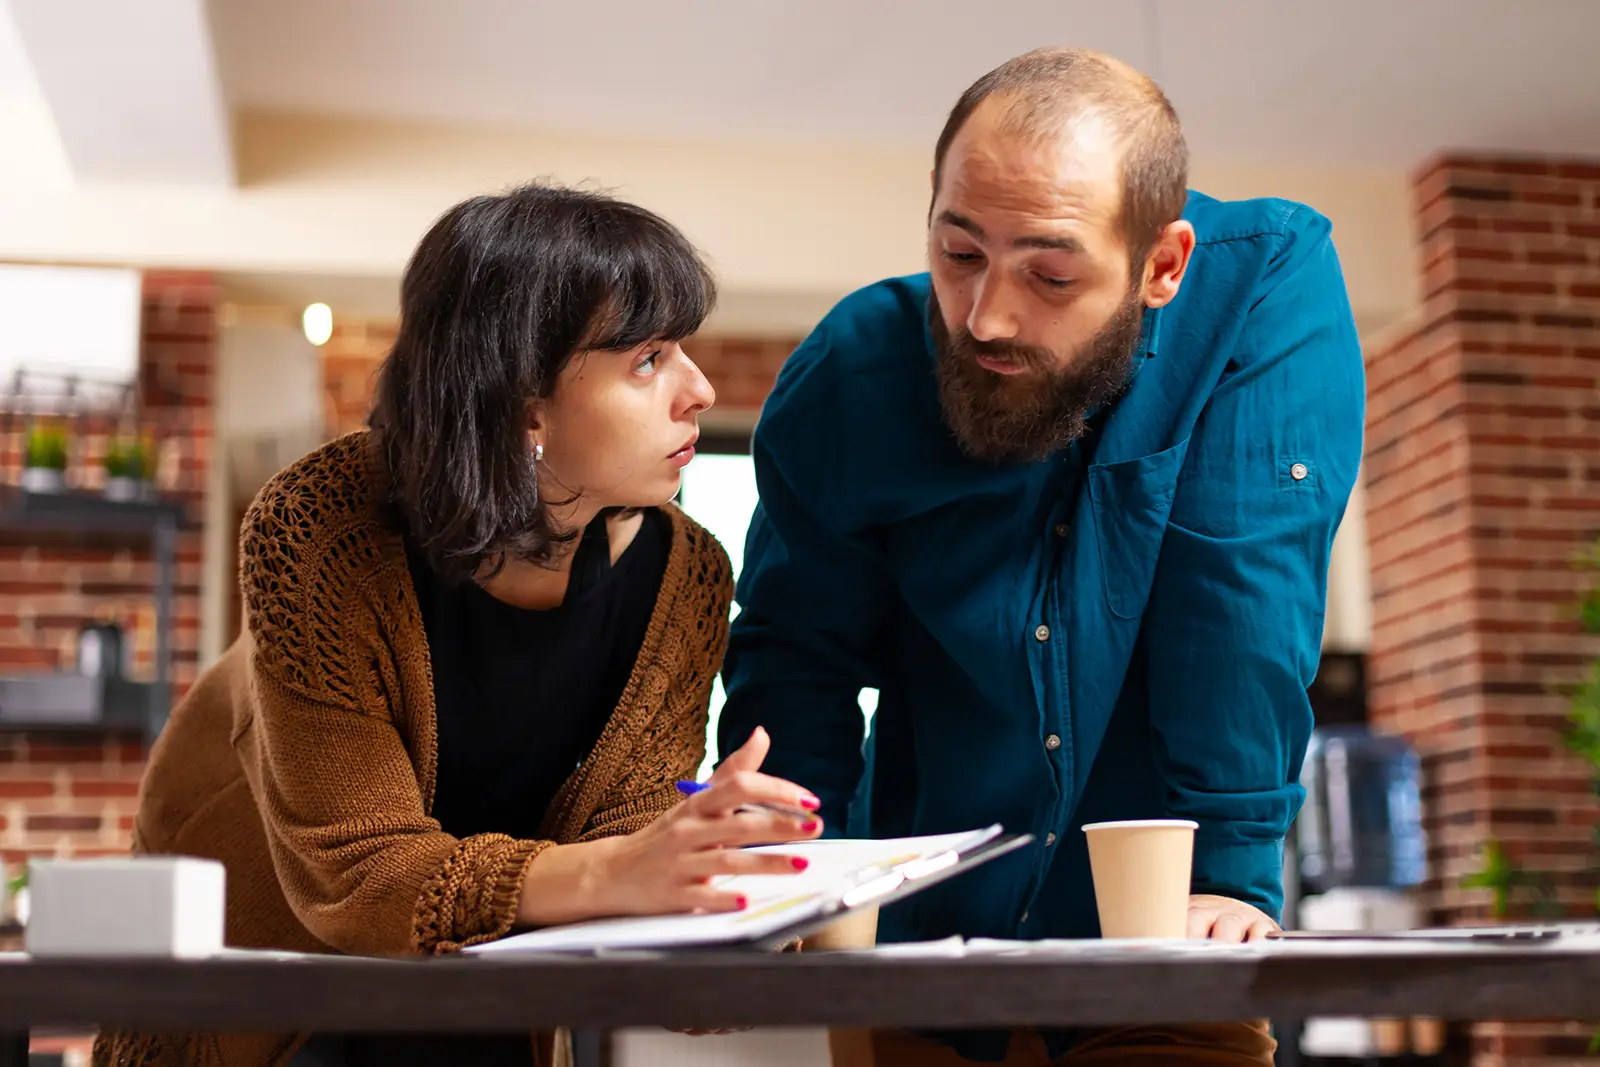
top-left (0, 269), bottom-right (214, 868)
top-left (1364, 156), bottom-right (1600, 1065)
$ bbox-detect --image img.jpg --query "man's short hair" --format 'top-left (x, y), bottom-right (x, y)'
top-left (933, 47), bottom-right (1189, 265)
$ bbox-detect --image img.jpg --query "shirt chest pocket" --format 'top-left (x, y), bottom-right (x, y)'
top-left (1087, 436), bottom-right (1191, 620)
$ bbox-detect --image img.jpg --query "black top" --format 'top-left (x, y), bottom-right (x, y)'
top-left (410, 508), bottom-right (672, 842)
top-left (323, 509), bottom-right (671, 1067)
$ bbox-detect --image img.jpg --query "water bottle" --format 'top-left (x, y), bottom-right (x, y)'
top-left (1298, 725), bottom-right (1426, 892)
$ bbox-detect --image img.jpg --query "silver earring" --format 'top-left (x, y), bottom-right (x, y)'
top-left (534, 443), bottom-right (545, 462)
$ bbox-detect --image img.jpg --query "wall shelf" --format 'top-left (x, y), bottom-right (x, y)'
top-left (0, 486), bottom-right (186, 740)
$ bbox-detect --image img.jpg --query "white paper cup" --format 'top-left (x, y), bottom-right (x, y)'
top-left (1082, 819), bottom-right (1198, 939)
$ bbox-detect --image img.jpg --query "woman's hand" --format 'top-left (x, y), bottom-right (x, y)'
top-left (517, 727), bottom-right (822, 927)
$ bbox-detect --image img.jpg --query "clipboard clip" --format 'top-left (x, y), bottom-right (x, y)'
top-left (835, 848), bottom-right (963, 909)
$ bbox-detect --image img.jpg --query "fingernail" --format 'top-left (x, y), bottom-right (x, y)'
top-left (799, 795), bottom-right (821, 811)
top-left (791, 857), bottom-right (810, 871)
top-left (801, 819), bottom-right (820, 833)
top-left (735, 895), bottom-right (749, 910)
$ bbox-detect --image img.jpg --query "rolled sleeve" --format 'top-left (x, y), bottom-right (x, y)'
top-left (1144, 210), bottom-right (1366, 918)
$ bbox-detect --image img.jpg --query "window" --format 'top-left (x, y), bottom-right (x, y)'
top-left (677, 431), bottom-right (877, 779)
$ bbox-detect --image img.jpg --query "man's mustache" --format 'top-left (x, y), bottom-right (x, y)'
top-left (951, 332), bottom-right (1056, 374)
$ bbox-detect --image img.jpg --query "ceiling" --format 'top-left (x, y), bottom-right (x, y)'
top-left (207, 0), bottom-right (1600, 168)
top-left (2, 0), bottom-right (1598, 183)
top-left (0, 0), bottom-right (1590, 336)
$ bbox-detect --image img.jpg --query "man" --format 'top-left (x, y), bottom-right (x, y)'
top-left (719, 47), bottom-right (1364, 1065)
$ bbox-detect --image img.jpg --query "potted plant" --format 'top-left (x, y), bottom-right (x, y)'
top-left (1464, 538), bottom-right (1600, 1052)
top-left (103, 436), bottom-right (153, 502)
top-left (4, 865), bottom-right (25, 927)
top-left (21, 422), bottom-right (69, 493)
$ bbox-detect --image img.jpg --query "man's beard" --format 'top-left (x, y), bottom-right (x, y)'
top-left (931, 286), bottom-right (1144, 464)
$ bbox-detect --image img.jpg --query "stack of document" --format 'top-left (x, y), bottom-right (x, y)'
top-left (466, 826), bottom-right (1023, 956)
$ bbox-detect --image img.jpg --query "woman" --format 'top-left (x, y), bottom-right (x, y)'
top-left (94, 184), bottom-right (821, 1067)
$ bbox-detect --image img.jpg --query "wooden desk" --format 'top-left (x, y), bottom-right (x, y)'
top-left (0, 938), bottom-right (1594, 1064)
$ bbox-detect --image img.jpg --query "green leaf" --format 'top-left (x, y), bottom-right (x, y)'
top-left (1580, 593), bottom-right (1600, 634)
top-left (1462, 840), bottom-right (1520, 919)
top-left (23, 423), bottom-right (69, 471)
top-left (1589, 1026), bottom-right (1600, 1057)
top-left (103, 437), bottom-right (151, 480)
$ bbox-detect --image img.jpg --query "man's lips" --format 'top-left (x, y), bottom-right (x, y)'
top-left (975, 354), bottom-right (1030, 376)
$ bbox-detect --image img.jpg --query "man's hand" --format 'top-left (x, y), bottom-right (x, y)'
top-left (1187, 894), bottom-right (1279, 943)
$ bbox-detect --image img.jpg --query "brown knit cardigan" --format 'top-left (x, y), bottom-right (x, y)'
top-left (92, 434), bottom-right (734, 1067)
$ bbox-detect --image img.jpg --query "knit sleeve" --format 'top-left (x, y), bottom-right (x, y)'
top-left (575, 520), bottom-right (734, 841)
top-left (235, 441), bottom-right (548, 956)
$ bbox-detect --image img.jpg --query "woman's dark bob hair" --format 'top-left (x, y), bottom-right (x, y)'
top-left (369, 181), bottom-right (716, 580)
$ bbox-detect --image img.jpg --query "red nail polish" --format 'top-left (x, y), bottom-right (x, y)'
top-left (801, 819), bottom-right (820, 833)
top-left (791, 857), bottom-right (810, 871)
top-left (799, 795), bottom-right (822, 812)
top-left (735, 895), bottom-right (749, 910)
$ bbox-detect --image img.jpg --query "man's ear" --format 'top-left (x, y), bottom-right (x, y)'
top-left (1142, 220), bottom-right (1196, 309)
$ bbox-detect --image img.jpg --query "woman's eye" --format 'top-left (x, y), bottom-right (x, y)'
top-left (636, 349), bottom-right (662, 373)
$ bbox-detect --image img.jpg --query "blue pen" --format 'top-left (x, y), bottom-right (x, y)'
top-left (675, 779), bottom-right (817, 821)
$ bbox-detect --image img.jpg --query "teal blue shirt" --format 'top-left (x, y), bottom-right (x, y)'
top-left (721, 191), bottom-right (1363, 1007)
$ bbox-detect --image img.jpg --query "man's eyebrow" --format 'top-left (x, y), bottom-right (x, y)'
top-left (936, 209), bottom-right (983, 238)
top-left (935, 210), bottom-right (1084, 254)
top-left (1014, 233), bottom-right (1085, 254)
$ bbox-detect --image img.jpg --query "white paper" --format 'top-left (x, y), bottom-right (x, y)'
top-left (962, 937), bottom-right (1248, 958)
top-left (467, 827), bottom-right (1002, 955)
top-left (834, 936), bottom-right (967, 958)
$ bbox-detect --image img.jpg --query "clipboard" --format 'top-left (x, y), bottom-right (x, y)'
top-left (465, 826), bottom-right (1033, 956)
top-left (745, 829), bottom-right (1034, 952)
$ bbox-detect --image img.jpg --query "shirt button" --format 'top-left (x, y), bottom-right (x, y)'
top-left (1053, 523), bottom-right (1069, 538)
top-left (1290, 462), bottom-right (1309, 481)
top-left (1046, 832), bottom-right (1058, 846)
top-left (1045, 733), bottom-right (1061, 751)
top-left (1034, 624), bottom-right (1051, 642)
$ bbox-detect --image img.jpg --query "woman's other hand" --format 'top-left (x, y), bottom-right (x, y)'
top-left (516, 727), bottom-right (822, 926)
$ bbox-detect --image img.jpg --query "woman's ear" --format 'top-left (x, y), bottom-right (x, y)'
top-left (525, 400), bottom-right (547, 464)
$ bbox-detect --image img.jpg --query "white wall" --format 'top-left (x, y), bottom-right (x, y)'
top-left (0, 113), bottom-right (1419, 339)
top-left (1324, 479), bottom-right (1373, 654)
top-left (199, 316), bottom-right (324, 666)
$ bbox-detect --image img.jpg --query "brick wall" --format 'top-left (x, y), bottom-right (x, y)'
top-left (685, 336), bottom-right (797, 412)
top-left (320, 320), bottom-right (798, 438)
top-left (0, 270), bottom-right (214, 870)
top-left (321, 319), bottom-right (397, 438)
top-left (1364, 155), bottom-right (1600, 1066)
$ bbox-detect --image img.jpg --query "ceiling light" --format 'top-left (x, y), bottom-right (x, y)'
top-left (302, 302), bottom-right (333, 347)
